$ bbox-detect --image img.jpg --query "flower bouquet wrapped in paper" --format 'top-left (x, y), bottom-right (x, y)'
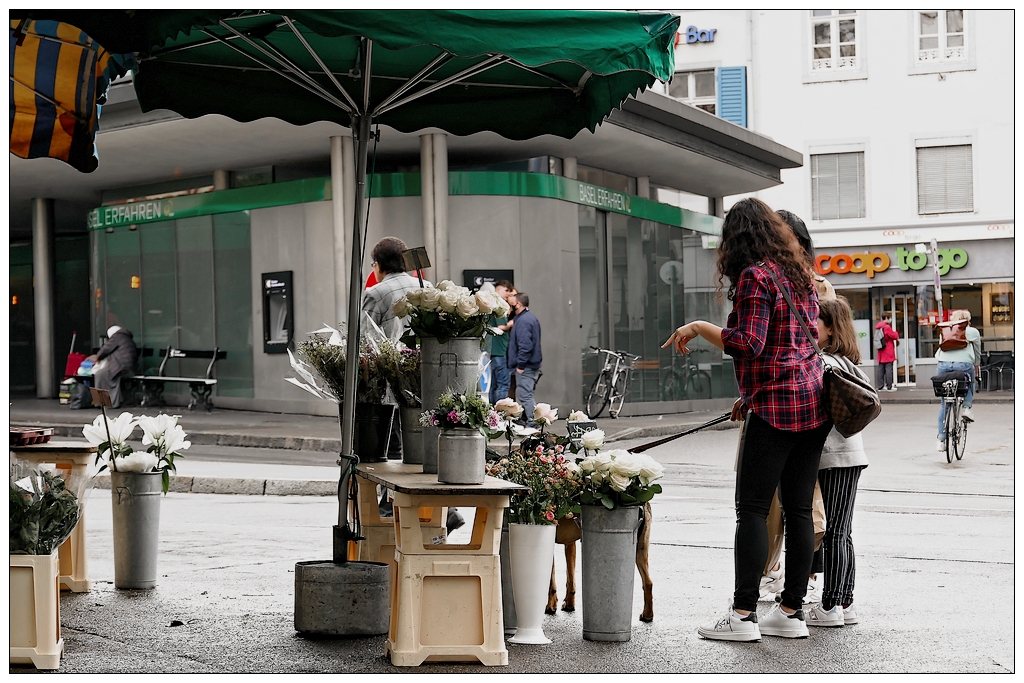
top-left (9, 459), bottom-right (90, 556)
top-left (378, 340), bottom-right (421, 408)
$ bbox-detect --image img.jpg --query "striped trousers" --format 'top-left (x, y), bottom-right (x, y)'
top-left (816, 465), bottom-right (866, 608)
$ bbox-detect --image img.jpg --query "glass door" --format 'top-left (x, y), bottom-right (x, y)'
top-left (888, 293), bottom-right (918, 386)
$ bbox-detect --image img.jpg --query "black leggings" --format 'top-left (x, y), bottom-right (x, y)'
top-left (734, 412), bottom-right (831, 612)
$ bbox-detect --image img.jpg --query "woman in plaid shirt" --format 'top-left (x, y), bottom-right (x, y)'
top-left (662, 198), bottom-right (831, 642)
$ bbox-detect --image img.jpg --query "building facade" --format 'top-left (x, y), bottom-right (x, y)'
top-left (662, 9), bottom-right (1014, 386)
top-left (11, 82), bottom-right (803, 416)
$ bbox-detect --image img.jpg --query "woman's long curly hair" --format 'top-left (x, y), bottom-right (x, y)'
top-left (717, 198), bottom-right (814, 301)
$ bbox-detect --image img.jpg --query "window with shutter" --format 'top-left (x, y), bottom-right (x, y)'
top-left (717, 67), bottom-right (747, 127)
top-left (668, 69), bottom-right (716, 115)
top-left (917, 145), bottom-right (973, 214)
top-left (811, 152), bottom-right (865, 220)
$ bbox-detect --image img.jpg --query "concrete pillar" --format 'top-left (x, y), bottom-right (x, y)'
top-left (563, 157), bottom-right (578, 180)
top-left (420, 134), bottom-right (435, 282)
top-left (708, 197), bottom-right (725, 218)
top-left (32, 198), bottom-right (56, 398)
top-left (212, 169), bottom-right (230, 191)
top-left (636, 176), bottom-right (650, 199)
top-left (431, 133), bottom-right (449, 283)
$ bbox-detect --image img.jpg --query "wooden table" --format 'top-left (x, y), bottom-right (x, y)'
top-left (10, 440), bottom-right (97, 592)
top-left (355, 461), bottom-right (526, 667)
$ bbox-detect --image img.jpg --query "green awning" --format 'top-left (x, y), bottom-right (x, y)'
top-left (15, 10), bottom-right (679, 140)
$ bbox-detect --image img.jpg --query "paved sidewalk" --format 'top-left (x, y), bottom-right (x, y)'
top-left (9, 396), bottom-right (742, 452)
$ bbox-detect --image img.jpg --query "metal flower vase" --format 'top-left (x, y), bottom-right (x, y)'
top-left (580, 504), bottom-right (643, 641)
top-left (399, 405), bottom-right (424, 465)
top-left (349, 403), bottom-right (396, 463)
top-left (508, 522), bottom-right (556, 644)
top-left (420, 336), bottom-right (483, 474)
top-left (111, 470), bottom-right (163, 590)
top-left (436, 428), bottom-right (485, 484)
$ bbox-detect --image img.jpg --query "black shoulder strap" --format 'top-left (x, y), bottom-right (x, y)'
top-left (758, 262), bottom-right (822, 356)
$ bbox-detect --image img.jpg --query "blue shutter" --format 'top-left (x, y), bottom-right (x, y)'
top-left (717, 67), bottom-right (747, 128)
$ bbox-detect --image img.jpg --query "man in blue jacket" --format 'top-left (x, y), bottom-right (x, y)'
top-left (507, 292), bottom-right (542, 426)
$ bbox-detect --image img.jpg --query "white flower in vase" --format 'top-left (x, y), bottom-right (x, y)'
top-left (580, 429), bottom-right (605, 452)
top-left (420, 288), bottom-right (442, 311)
top-left (439, 289), bottom-right (461, 313)
top-left (494, 398), bottom-right (524, 418)
top-left (391, 297), bottom-right (413, 318)
top-left (533, 403), bottom-right (558, 425)
top-left (456, 294), bottom-right (480, 318)
top-left (608, 471), bottom-right (632, 492)
top-left (609, 451), bottom-right (642, 478)
top-left (436, 280), bottom-right (455, 291)
top-left (636, 454), bottom-right (665, 485)
top-left (117, 451), bottom-right (159, 473)
top-left (405, 288), bottom-right (424, 307)
top-left (83, 412), bottom-right (137, 460)
top-left (567, 410), bottom-right (589, 422)
top-left (474, 291), bottom-right (497, 315)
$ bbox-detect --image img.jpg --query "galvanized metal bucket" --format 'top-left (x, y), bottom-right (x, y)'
top-left (581, 504), bottom-right (642, 641)
top-left (399, 406), bottom-right (424, 465)
top-left (350, 403), bottom-right (396, 463)
top-left (111, 470), bottom-right (162, 590)
top-left (420, 336), bottom-right (483, 474)
top-left (436, 428), bottom-right (485, 484)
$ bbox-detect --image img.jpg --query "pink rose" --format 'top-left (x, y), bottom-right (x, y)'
top-left (545, 511), bottom-right (555, 521)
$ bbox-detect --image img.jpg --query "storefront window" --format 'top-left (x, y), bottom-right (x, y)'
top-left (579, 208), bottom-right (736, 404)
top-left (93, 211), bottom-right (254, 397)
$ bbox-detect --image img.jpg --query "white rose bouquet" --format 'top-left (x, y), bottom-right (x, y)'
top-left (392, 280), bottom-right (510, 343)
top-left (578, 448), bottom-right (665, 510)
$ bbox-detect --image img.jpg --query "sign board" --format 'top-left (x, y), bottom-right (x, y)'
top-left (991, 293), bottom-right (1013, 323)
top-left (463, 270), bottom-right (514, 292)
top-left (566, 420), bottom-right (599, 447)
top-left (659, 260), bottom-right (684, 285)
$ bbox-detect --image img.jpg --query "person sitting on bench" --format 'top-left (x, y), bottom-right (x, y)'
top-left (87, 323), bottom-right (138, 409)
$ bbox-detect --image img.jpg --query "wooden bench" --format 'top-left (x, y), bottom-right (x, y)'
top-left (133, 347), bottom-right (226, 412)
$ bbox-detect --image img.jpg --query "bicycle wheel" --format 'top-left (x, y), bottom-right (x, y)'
top-left (661, 373), bottom-right (682, 402)
top-left (689, 370), bottom-right (713, 400)
top-left (586, 371), bottom-right (611, 419)
top-left (943, 402), bottom-right (956, 463)
top-left (954, 414), bottom-right (968, 461)
top-left (608, 369), bottom-right (629, 417)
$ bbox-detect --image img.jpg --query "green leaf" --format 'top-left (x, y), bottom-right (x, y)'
top-left (601, 496), bottom-right (615, 510)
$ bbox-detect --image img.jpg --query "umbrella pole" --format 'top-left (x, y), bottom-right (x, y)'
top-left (333, 113), bottom-right (372, 563)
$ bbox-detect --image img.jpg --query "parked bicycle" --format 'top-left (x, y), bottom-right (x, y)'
top-left (585, 346), bottom-right (641, 419)
top-left (660, 348), bottom-right (712, 402)
top-left (935, 372), bottom-right (969, 463)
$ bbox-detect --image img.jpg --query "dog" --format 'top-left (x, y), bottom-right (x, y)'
top-left (546, 501), bottom-right (654, 622)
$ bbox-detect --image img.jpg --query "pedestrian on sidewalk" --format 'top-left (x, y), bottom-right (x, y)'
top-left (662, 198), bottom-right (830, 642)
top-left (87, 322), bottom-right (138, 409)
top-left (362, 236), bottom-right (432, 461)
top-left (489, 279), bottom-right (515, 402)
top-left (804, 296), bottom-right (869, 628)
top-left (874, 316), bottom-right (899, 392)
top-left (935, 309), bottom-right (981, 452)
top-left (507, 292), bottom-right (542, 426)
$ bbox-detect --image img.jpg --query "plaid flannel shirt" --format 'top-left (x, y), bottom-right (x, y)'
top-left (720, 261), bottom-right (828, 433)
top-left (362, 272), bottom-right (429, 338)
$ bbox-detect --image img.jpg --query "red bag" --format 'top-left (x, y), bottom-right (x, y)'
top-left (64, 353), bottom-right (87, 379)
top-left (939, 323), bottom-right (968, 351)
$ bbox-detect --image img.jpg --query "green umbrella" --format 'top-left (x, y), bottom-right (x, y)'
top-left (13, 9), bottom-right (679, 557)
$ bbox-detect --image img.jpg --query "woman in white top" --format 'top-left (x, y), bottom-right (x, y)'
top-left (805, 296), bottom-right (870, 628)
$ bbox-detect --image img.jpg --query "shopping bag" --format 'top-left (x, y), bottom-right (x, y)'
top-left (763, 481), bottom-right (827, 575)
top-left (64, 352), bottom-right (87, 379)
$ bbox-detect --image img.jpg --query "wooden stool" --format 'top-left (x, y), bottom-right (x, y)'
top-left (10, 441), bottom-right (96, 592)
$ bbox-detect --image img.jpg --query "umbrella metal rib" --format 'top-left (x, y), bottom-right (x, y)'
top-left (282, 15), bottom-right (359, 112)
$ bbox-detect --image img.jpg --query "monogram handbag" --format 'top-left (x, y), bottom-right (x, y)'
top-left (763, 266), bottom-right (882, 438)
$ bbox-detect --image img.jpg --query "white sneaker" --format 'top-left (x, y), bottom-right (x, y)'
top-left (962, 407), bottom-right (975, 422)
top-left (697, 604), bottom-right (761, 642)
top-left (889, 386), bottom-right (898, 392)
top-left (759, 564), bottom-right (785, 600)
top-left (759, 604), bottom-right (809, 638)
top-left (937, 439), bottom-right (946, 453)
top-left (806, 603), bottom-right (845, 627)
top-left (803, 575), bottom-right (822, 605)
top-left (841, 602), bottom-right (859, 625)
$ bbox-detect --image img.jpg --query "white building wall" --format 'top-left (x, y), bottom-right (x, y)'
top-left (666, 9), bottom-right (1014, 246)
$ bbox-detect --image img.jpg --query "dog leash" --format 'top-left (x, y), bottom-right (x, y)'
top-left (626, 412), bottom-right (732, 454)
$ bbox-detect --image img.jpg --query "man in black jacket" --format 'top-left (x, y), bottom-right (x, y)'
top-left (87, 325), bottom-right (138, 408)
top-left (507, 293), bottom-right (542, 426)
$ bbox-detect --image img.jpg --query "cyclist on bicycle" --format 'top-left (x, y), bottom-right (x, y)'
top-left (934, 309), bottom-right (981, 452)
